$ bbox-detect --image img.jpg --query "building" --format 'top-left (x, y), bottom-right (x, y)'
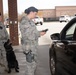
top-left (38, 6), bottom-right (76, 21)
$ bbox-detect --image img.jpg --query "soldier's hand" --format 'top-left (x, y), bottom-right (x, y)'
top-left (40, 31), bottom-right (46, 36)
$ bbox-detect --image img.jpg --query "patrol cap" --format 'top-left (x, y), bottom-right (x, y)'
top-left (25, 6), bottom-right (38, 14)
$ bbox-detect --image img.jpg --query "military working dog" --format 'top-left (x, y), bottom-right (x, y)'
top-left (4, 39), bottom-right (19, 73)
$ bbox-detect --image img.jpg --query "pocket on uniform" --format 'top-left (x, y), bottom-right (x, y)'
top-left (25, 50), bottom-right (34, 63)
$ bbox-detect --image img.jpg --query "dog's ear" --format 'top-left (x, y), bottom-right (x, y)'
top-left (9, 43), bottom-right (12, 45)
top-left (7, 39), bottom-right (10, 43)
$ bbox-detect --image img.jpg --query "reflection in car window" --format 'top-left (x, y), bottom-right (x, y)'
top-left (65, 23), bottom-right (76, 40)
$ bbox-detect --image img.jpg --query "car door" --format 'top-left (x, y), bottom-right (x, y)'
top-left (55, 19), bottom-right (76, 75)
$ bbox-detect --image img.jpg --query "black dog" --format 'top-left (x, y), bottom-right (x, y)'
top-left (4, 39), bottom-right (19, 73)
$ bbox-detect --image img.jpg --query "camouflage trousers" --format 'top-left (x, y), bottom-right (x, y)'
top-left (25, 61), bottom-right (37, 75)
top-left (22, 44), bottom-right (38, 75)
top-left (0, 46), bottom-right (8, 73)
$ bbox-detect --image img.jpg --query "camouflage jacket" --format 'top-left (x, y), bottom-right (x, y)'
top-left (19, 16), bottom-right (40, 52)
top-left (0, 22), bottom-right (9, 46)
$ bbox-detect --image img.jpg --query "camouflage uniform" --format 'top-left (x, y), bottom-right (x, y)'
top-left (19, 16), bottom-right (40, 75)
top-left (0, 22), bottom-right (9, 71)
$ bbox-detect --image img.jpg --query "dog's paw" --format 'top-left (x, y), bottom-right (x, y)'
top-left (7, 68), bottom-right (11, 73)
top-left (8, 70), bottom-right (11, 73)
top-left (17, 66), bottom-right (19, 69)
top-left (15, 69), bottom-right (19, 73)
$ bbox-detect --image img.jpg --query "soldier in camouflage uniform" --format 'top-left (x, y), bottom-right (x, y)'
top-left (0, 13), bottom-right (9, 72)
top-left (19, 7), bottom-right (46, 75)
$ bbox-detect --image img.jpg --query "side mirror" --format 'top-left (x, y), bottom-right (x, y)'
top-left (50, 33), bottom-right (60, 40)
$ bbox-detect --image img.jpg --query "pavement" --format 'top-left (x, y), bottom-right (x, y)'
top-left (0, 44), bottom-right (51, 75)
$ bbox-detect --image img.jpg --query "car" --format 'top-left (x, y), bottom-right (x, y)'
top-left (32, 16), bottom-right (43, 25)
top-left (59, 15), bottom-right (71, 22)
top-left (49, 17), bottom-right (76, 75)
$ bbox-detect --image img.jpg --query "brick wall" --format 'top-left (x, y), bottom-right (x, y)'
top-left (38, 6), bottom-right (76, 18)
top-left (56, 6), bottom-right (76, 17)
top-left (38, 9), bottom-right (56, 18)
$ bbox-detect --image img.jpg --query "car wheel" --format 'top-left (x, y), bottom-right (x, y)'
top-left (35, 23), bottom-right (38, 25)
top-left (60, 21), bottom-right (62, 23)
top-left (49, 49), bottom-right (56, 75)
top-left (40, 22), bottom-right (43, 25)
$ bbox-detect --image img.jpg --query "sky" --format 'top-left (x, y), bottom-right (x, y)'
top-left (3, 0), bottom-right (76, 14)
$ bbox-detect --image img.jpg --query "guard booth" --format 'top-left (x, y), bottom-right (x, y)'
top-left (0, 0), bottom-right (19, 46)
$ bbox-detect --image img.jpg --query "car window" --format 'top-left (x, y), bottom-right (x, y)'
top-left (65, 23), bottom-right (76, 40)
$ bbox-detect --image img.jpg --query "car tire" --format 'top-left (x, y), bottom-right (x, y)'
top-left (49, 48), bottom-right (56, 75)
top-left (35, 23), bottom-right (38, 25)
top-left (40, 22), bottom-right (43, 25)
top-left (60, 21), bottom-right (62, 23)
